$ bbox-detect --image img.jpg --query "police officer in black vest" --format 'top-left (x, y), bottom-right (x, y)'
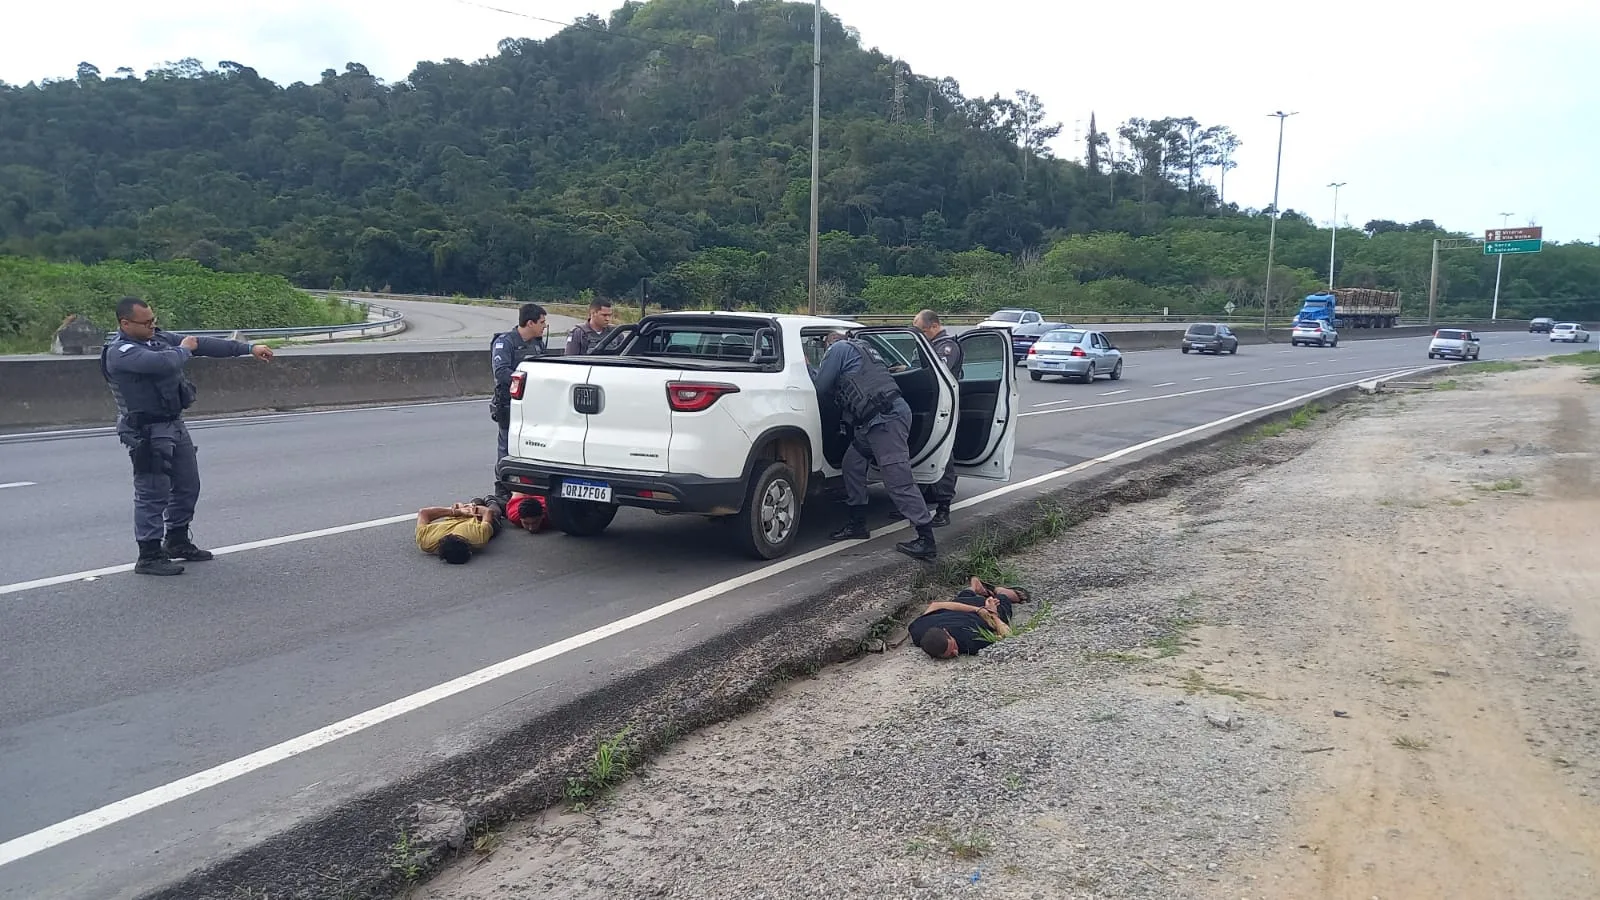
top-left (810, 331), bottom-right (937, 560)
top-left (101, 296), bottom-right (275, 576)
top-left (898, 309), bottom-right (963, 526)
top-left (489, 303), bottom-right (549, 497)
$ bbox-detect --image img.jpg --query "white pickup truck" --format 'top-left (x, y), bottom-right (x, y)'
top-left (494, 311), bottom-right (1021, 560)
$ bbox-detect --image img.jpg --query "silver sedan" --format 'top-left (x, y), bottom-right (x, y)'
top-left (1026, 328), bottom-right (1124, 383)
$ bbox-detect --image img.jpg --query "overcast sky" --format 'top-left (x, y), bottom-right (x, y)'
top-left (5, 0), bottom-right (1596, 242)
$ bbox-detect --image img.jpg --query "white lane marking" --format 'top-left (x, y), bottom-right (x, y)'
top-left (1151, 382), bottom-right (1176, 388)
top-left (1261, 368), bottom-right (1275, 372)
top-left (1098, 389), bottom-right (1129, 397)
top-left (1018, 365), bottom-right (1416, 419)
top-left (0, 481), bottom-right (37, 490)
top-left (1278, 349), bottom-right (1295, 354)
top-left (0, 515), bottom-right (417, 597)
top-left (1192, 376), bottom-right (1212, 382)
top-left (1, 400), bottom-right (483, 442)
top-left (0, 363), bottom-right (1438, 869)
top-left (1227, 372), bottom-right (1245, 377)
top-left (1030, 398), bottom-right (1073, 408)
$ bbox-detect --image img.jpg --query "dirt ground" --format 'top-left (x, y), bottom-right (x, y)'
top-left (413, 360), bottom-right (1600, 900)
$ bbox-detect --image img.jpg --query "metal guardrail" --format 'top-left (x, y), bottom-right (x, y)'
top-left (101, 300), bottom-right (406, 342)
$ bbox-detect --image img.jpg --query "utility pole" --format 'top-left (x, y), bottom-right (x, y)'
top-left (1326, 182), bottom-right (1346, 290)
top-left (1428, 238), bottom-right (1441, 326)
top-left (1262, 111), bottom-right (1298, 334)
top-left (1491, 211), bottom-right (1513, 321)
top-left (806, 0), bottom-right (822, 315)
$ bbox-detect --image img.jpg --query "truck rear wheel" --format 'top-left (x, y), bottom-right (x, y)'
top-left (735, 461), bottom-right (802, 560)
top-left (546, 497), bottom-right (618, 537)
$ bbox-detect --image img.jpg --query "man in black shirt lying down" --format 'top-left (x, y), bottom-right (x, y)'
top-left (909, 577), bottom-right (1033, 659)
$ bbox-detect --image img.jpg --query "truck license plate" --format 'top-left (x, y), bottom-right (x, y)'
top-left (560, 479), bottom-right (612, 503)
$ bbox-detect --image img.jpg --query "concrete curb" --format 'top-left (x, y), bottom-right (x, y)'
top-left (134, 365), bottom-right (1430, 900)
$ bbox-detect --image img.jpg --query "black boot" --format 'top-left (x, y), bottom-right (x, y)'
top-left (829, 508), bottom-right (870, 541)
top-left (163, 527), bottom-right (214, 562)
top-left (135, 540), bottom-right (185, 576)
top-left (930, 503), bottom-right (951, 528)
top-left (896, 525), bottom-right (937, 561)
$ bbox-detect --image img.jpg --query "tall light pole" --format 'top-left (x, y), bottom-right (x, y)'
top-left (1491, 210), bottom-right (1513, 321)
top-left (1262, 110), bottom-right (1298, 333)
top-left (806, 0), bottom-right (822, 315)
top-left (1326, 182), bottom-right (1346, 290)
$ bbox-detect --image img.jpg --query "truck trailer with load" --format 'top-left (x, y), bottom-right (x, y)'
top-left (1294, 287), bottom-right (1401, 329)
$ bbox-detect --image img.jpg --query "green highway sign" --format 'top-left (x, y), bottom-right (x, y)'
top-left (1483, 226), bottom-right (1542, 255)
top-left (1484, 239), bottom-right (1542, 255)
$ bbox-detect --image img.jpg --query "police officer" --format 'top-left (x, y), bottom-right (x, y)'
top-left (912, 309), bottom-right (963, 526)
top-left (810, 331), bottom-right (937, 560)
top-left (564, 297), bottom-right (614, 356)
top-left (101, 296), bottom-right (275, 576)
top-left (490, 303), bottom-right (549, 492)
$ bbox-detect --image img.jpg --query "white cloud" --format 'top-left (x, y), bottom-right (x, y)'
top-left (4, 0), bottom-right (1594, 241)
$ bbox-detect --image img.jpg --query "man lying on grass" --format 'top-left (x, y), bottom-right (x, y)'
top-left (910, 577), bottom-right (1032, 659)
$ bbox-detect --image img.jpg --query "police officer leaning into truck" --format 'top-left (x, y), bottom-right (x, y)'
top-left (489, 303), bottom-right (549, 496)
top-left (810, 331), bottom-right (937, 561)
top-left (100, 296), bottom-right (275, 576)
top-left (886, 309), bottom-right (964, 528)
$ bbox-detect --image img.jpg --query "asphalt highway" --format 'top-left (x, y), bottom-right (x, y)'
top-left (0, 330), bottom-right (1582, 898)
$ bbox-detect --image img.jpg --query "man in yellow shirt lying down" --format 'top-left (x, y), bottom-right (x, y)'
top-left (415, 501), bottom-right (501, 564)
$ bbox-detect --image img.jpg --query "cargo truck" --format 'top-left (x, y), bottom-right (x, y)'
top-left (1294, 287), bottom-right (1401, 329)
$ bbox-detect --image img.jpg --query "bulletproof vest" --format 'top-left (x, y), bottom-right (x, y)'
top-left (931, 333), bottom-right (963, 379)
top-left (100, 334), bottom-right (188, 424)
top-left (834, 339), bottom-right (902, 424)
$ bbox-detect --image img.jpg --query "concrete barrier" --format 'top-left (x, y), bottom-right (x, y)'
top-left (0, 324), bottom-right (1526, 433)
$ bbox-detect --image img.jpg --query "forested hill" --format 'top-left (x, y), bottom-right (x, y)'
top-left (1, 0), bottom-right (1595, 320)
top-left (0, 0), bottom-right (1247, 307)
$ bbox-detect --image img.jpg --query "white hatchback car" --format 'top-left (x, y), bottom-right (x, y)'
top-left (1428, 328), bottom-right (1480, 360)
top-left (1550, 322), bottom-right (1591, 343)
top-left (1290, 320), bottom-right (1339, 347)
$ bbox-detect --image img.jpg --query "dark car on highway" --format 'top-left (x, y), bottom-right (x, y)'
top-left (1529, 317), bottom-right (1555, 333)
top-left (1010, 320), bottom-right (1073, 363)
top-left (1180, 322), bottom-right (1239, 355)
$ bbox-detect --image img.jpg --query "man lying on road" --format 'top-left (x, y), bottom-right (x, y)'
top-left (910, 577), bottom-right (1032, 659)
top-left (416, 501), bottom-right (502, 564)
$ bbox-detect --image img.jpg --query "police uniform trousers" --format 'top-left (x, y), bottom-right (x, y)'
top-left (131, 419), bottom-right (203, 543)
top-left (842, 399), bottom-right (932, 527)
top-left (497, 422), bottom-right (510, 464)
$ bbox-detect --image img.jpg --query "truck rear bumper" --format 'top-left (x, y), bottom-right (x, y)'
top-left (495, 459), bottom-right (748, 516)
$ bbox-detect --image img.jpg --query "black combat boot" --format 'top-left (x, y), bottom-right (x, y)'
top-left (163, 527), bottom-right (214, 561)
top-left (135, 540), bottom-right (185, 576)
top-left (896, 525), bottom-right (937, 561)
top-left (930, 503), bottom-right (951, 528)
top-left (829, 508), bottom-right (870, 541)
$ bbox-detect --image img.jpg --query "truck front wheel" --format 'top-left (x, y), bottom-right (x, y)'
top-left (735, 461), bottom-right (802, 560)
top-left (546, 497), bottom-right (618, 537)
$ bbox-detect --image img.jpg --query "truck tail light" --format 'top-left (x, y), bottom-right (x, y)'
top-left (1070, 347), bottom-right (1086, 357)
top-left (666, 381), bottom-right (740, 412)
top-left (509, 371), bottom-right (526, 400)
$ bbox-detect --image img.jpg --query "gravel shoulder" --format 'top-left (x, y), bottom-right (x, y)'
top-left (413, 360), bottom-right (1600, 900)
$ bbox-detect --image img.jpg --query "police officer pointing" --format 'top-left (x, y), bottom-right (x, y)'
top-left (490, 303), bottom-right (548, 495)
top-left (810, 331), bottom-right (937, 560)
top-left (101, 296), bottom-right (275, 576)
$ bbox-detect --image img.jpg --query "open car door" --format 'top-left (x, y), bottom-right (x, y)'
top-left (950, 327), bottom-right (1018, 482)
top-left (843, 326), bottom-right (958, 484)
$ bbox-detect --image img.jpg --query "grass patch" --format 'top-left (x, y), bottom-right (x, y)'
top-left (933, 826), bottom-right (993, 860)
top-left (1453, 359), bottom-right (1529, 375)
top-left (933, 499), bottom-right (1075, 588)
top-left (1474, 477), bottom-right (1524, 493)
top-left (1246, 402), bottom-right (1322, 441)
top-left (1434, 379), bottom-right (1460, 391)
top-left (1178, 669), bottom-right (1265, 700)
top-left (387, 827), bottom-right (423, 882)
top-left (1393, 735), bottom-right (1431, 751)
top-left (1544, 350), bottom-right (1600, 367)
top-left (565, 725), bottom-right (636, 810)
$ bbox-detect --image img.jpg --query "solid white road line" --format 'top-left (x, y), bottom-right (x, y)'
top-left (1018, 365), bottom-right (1413, 419)
top-left (0, 515), bottom-right (417, 597)
top-left (0, 481), bottom-right (37, 490)
top-left (0, 362), bottom-right (1436, 869)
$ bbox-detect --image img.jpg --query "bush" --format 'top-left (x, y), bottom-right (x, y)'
top-left (0, 256), bottom-right (363, 353)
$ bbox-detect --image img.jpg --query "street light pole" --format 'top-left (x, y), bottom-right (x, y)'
top-left (1491, 210), bottom-right (1513, 321)
top-left (1326, 182), bottom-right (1346, 290)
top-left (806, 0), bottom-right (822, 315)
top-left (1262, 111), bottom-right (1298, 334)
